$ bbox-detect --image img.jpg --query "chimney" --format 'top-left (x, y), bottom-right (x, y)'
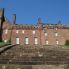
top-left (13, 14), bottom-right (16, 24)
top-left (0, 8), bottom-right (4, 18)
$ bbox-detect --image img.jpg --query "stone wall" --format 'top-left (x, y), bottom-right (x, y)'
top-left (0, 64), bottom-right (69, 69)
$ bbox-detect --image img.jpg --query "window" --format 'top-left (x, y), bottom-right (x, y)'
top-left (35, 37), bottom-right (38, 44)
top-left (16, 37), bottom-right (19, 44)
top-left (22, 30), bottom-right (24, 34)
top-left (2, 65), bottom-right (6, 69)
top-left (45, 32), bottom-right (47, 36)
top-left (5, 29), bottom-right (8, 34)
top-left (4, 40), bottom-right (7, 43)
top-left (16, 30), bottom-right (19, 33)
top-left (55, 32), bottom-right (58, 36)
top-left (46, 40), bottom-right (48, 45)
top-left (25, 37), bottom-right (29, 44)
top-left (56, 40), bottom-right (59, 45)
top-left (33, 30), bottom-right (35, 34)
top-left (55, 28), bottom-right (57, 30)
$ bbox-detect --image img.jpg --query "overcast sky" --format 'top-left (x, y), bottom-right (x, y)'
top-left (0, 0), bottom-right (69, 25)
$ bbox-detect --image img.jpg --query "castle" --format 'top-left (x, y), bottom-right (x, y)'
top-left (0, 8), bottom-right (69, 46)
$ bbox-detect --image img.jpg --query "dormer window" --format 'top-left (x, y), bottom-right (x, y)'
top-left (16, 30), bottom-right (19, 33)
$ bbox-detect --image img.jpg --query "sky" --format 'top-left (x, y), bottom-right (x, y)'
top-left (0, 0), bottom-right (69, 25)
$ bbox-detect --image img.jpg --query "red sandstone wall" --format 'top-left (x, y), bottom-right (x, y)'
top-left (2, 21), bottom-right (12, 43)
top-left (2, 21), bottom-right (69, 46)
top-left (11, 29), bottom-right (41, 45)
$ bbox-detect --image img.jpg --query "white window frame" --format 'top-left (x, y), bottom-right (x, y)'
top-left (55, 32), bottom-right (58, 36)
top-left (4, 40), bottom-right (7, 43)
top-left (56, 40), bottom-right (59, 45)
top-left (22, 30), bottom-right (24, 34)
top-left (25, 37), bottom-right (29, 44)
top-left (16, 30), bottom-right (19, 33)
top-left (16, 37), bottom-right (19, 44)
top-left (46, 40), bottom-right (48, 45)
top-left (35, 37), bottom-right (38, 44)
top-left (45, 32), bottom-right (48, 36)
top-left (33, 30), bottom-right (35, 34)
top-left (5, 29), bottom-right (8, 34)
top-left (55, 28), bottom-right (58, 30)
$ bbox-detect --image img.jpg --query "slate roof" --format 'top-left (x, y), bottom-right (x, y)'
top-left (12, 24), bottom-right (37, 29)
top-left (11, 23), bottom-right (69, 29)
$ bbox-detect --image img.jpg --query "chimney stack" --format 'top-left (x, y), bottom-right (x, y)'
top-left (0, 8), bottom-right (4, 18)
top-left (13, 14), bottom-right (16, 24)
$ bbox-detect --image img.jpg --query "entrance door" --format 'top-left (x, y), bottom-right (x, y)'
top-left (16, 38), bottom-right (19, 44)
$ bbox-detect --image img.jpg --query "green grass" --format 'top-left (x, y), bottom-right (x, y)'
top-left (65, 45), bottom-right (69, 48)
top-left (0, 41), bottom-right (11, 47)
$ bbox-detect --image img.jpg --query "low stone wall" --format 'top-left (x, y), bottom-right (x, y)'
top-left (0, 64), bottom-right (69, 69)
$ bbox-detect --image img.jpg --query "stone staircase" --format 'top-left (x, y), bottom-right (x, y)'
top-left (0, 45), bottom-right (69, 69)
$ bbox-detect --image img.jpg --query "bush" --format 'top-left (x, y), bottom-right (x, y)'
top-left (65, 40), bottom-right (69, 46)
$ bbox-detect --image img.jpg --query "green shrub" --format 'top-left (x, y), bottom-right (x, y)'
top-left (65, 40), bottom-right (69, 46)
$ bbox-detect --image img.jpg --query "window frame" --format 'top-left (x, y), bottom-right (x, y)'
top-left (32, 30), bottom-right (35, 34)
top-left (55, 32), bottom-right (58, 36)
top-left (22, 30), bottom-right (24, 34)
top-left (25, 37), bottom-right (29, 45)
top-left (56, 40), bottom-right (59, 45)
top-left (16, 30), bottom-right (19, 34)
top-left (34, 37), bottom-right (38, 45)
top-left (45, 40), bottom-right (48, 45)
top-left (5, 29), bottom-right (8, 34)
top-left (45, 32), bottom-right (48, 36)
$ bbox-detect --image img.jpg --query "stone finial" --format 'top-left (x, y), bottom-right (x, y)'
top-left (38, 17), bottom-right (42, 24)
top-left (58, 20), bottom-right (61, 24)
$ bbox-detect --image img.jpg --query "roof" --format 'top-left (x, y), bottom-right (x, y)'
top-left (12, 24), bottom-right (37, 29)
top-left (11, 23), bottom-right (69, 29)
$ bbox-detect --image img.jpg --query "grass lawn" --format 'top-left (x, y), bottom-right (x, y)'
top-left (64, 45), bottom-right (69, 48)
top-left (0, 42), bottom-right (11, 47)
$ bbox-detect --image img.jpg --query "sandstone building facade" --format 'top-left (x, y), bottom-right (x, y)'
top-left (0, 8), bottom-right (69, 46)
